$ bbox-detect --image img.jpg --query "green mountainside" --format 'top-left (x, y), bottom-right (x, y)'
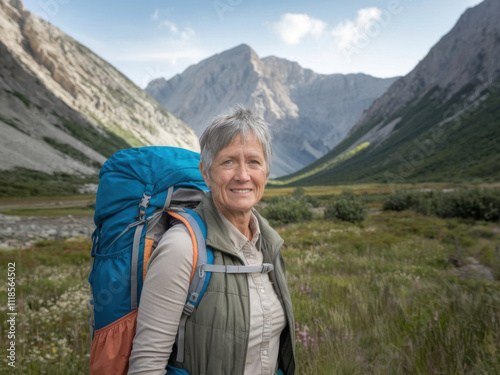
top-left (271, 83), bottom-right (500, 187)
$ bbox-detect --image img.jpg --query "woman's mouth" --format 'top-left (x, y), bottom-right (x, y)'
top-left (231, 189), bottom-right (252, 194)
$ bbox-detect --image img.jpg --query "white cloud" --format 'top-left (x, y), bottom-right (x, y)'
top-left (151, 9), bottom-right (159, 21)
top-left (158, 19), bottom-right (195, 41)
top-left (273, 13), bottom-right (326, 45)
top-left (160, 20), bottom-right (178, 33)
top-left (179, 27), bottom-right (195, 41)
top-left (332, 7), bottom-right (382, 49)
top-left (357, 7), bottom-right (382, 29)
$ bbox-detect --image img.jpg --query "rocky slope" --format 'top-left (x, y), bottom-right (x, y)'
top-left (275, 0), bottom-right (500, 186)
top-left (0, 0), bottom-right (198, 178)
top-left (146, 44), bottom-right (398, 177)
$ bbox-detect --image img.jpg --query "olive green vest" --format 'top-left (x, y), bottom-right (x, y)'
top-left (170, 193), bottom-right (295, 374)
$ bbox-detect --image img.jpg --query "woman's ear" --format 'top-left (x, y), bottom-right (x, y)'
top-left (199, 162), bottom-right (210, 188)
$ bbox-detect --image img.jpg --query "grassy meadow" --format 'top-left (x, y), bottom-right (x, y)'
top-left (0, 186), bottom-right (499, 374)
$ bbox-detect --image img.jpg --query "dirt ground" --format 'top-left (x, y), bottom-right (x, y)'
top-left (0, 196), bottom-right (95, 211)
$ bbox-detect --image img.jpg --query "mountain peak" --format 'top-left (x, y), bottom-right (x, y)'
top-left (145, 45), bottom-right (397, 177)
top-left (229, 43), bottom-right (253, 52)
top-left (217, 43), bottom-right (258, 61)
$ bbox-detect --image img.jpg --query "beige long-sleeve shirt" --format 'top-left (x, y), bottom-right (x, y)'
top-left (128, 212), bottom-right (286, 375)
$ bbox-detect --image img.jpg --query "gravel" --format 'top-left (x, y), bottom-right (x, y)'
top-left (0, 213), bottom-right (94, 250)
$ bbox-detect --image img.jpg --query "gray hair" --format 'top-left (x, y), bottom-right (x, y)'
top-left (199, 105), bottom-right (272, 177)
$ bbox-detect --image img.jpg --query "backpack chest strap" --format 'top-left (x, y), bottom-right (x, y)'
top-left (200, 263), bottom-right (274, 275)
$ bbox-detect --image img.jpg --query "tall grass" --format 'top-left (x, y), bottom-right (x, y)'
top-left (0, 240), bottom-right (91, 374)
top-left (281, 212), bottom-right (500, 374)
top-left (0, 209), bottom-right (499, 374)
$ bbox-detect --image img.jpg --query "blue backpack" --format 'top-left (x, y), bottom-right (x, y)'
top-left (88, 146), bottom-right (212, 375)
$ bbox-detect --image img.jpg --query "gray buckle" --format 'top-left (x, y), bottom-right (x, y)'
top-left (138, 193), bottom-right (151, 219)
top-left (183, 302), bottom-right (195, 316)
top-left (261, 263), bottom-right (274, 273)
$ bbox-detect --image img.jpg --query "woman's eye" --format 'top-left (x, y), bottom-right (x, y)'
top-left (222, 160), bottom-right (233, 165)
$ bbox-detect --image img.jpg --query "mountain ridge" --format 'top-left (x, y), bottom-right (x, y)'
top-left (146, 43), bottom-right (398, 177)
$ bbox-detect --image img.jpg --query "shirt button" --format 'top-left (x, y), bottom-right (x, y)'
top-left (262, 350), bottom-right (268, 356)
top-left (266, 318), bottom-right (271, 325)
top-left (260, 289), bottom-right (265, 293)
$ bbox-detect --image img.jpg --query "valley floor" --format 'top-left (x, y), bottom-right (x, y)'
top-left (0, 189), bottom-right (498, 374)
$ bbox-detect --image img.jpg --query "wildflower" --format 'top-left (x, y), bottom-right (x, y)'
top-left (299, 283), bottom-right (312, 296)
top-left (295, 321), bottom-right (320, 350)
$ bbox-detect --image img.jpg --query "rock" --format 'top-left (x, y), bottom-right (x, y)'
top-left (454, 264), bottom-right (495, 281)
top-left (450, 257), bottom-right (495, 281)
top-left (77, 184), bottom-right (99, 194)
top-left (45, 228), bottom-right (58, 236)
top-left (0, 214), bottom-right (21, 224)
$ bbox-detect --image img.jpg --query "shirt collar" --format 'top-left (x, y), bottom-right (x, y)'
top-left (218, 211), bottom-right (261, 251)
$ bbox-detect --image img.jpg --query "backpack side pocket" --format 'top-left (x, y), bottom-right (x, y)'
top-left (89, 309), bottom-right (138, 375)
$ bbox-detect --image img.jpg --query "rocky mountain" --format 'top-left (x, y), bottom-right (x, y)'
top-left (273, 0), bottom-right (500, 186)
top-left (0, 0), bottom-right (198, 181)
top-left (146, 44), bottom-right (398, 177)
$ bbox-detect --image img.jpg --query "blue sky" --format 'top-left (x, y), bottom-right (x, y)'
top-left (23, 0), bottom-right (483, 88)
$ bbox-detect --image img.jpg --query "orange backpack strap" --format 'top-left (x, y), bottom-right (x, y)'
top-left (167, 211), bottom-right (200, 283)
top-left (143, 238), bottom-right (154, 281)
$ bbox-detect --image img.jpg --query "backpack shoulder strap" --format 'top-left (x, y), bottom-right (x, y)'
top-left (166, 208), bottom-right (212, 308)
top-left (167, 208), bottom-right (213, 364)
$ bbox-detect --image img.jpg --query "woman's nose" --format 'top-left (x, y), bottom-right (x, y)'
top-left (235, 163), bottom-right (250, 181)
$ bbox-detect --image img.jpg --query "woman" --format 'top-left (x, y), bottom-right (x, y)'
top-left (128, 106), bottom-right (295, 375)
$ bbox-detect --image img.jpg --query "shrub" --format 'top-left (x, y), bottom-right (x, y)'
top-left (292, 187), bottom-right (305, 198)
top-left (292, 186), bottom-right (320, 207)
top-left (382, 190), bottom-right (417, 211)
top-left (435, 189), bottom-right (500, 221)
top-left (324, 190), bottom-right (367, 223)
top-left (383, 189), bottom-right (500, 222)
top-left (261, 195), bottom-right (312, 225)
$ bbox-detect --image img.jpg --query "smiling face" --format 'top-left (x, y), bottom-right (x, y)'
top-left (200, 132), bottom-right (268, 225)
